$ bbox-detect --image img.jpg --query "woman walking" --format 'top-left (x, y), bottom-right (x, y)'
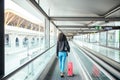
top-left (56, 33), bottom-right (70, 77)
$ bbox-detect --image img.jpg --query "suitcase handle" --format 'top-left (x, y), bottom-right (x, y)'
top-left (67, 52), bottom-right (70, 62)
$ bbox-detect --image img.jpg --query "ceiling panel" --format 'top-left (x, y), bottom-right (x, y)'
top-left (49, 0), bottom-right (120, 17)
top-left (11, 0), bottom-right (120, 35)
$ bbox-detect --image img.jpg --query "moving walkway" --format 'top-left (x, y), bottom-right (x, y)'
top-left (1, 42), bottom-right (120, 80)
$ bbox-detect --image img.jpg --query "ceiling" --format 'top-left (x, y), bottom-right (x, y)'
top-left (12, 0), bottom-right (120, 36)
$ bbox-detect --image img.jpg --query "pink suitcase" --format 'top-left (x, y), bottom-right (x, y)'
top-left (67, 62), bottom-right (73, 76)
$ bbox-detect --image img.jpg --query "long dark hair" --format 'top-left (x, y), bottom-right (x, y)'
top-left (58, 33), bottom-right (67, 41)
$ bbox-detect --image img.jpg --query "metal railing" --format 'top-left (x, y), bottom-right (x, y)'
top-left (1, 45), bottom-right (56, 80)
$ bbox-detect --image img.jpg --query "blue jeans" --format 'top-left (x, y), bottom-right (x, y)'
top-left (58, 51), bottom-right (67, 72)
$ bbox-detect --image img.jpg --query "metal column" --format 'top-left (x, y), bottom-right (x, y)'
top-left (45, 18), bottom-right (50, 49)
top-left (0, 0), bottom-right (4, 78)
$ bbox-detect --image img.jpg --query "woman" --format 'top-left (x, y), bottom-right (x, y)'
top-left (56, 33), bottom-right (70, 77)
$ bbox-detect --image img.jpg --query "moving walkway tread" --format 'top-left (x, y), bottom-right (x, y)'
top-left (44, 51), bottom-right (82, 80)
top-left (71, 42), bottom-right (119, 80)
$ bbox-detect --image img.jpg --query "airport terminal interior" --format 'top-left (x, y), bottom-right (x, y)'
top-left (0, 0), bottom-right (120, 80)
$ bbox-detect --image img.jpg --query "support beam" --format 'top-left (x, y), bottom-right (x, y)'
top-left (29, 0), bottom-right (49, 20)
top-left (50, 17), bottom-right (120, 21)
top-left (61, 29), bottom-right (98, 32)
top-left (57, 26), bottom-right (94, 28)
top-left (5, 12), bottom-right (10, 25)
top-left (6, 15), bottom-right (16, 25)
top-left (104, 4), bottom-right (120, 17)
top-left (51, 21), bottom-right (62, 32)
top-left (45, 18), bottom-right (50, 49)
top-left (51, 21), bottom-right (57, 27)
top-left (78, 32), bottom-right (96, 34)
top-left (63, 31), bottom-right (97, 34)
top-left (57, 26), bottom-right (120, 28)
top-left (17, 19), bottom-right (24, 27)
top-left (16, 18), bottom-right (22, 27)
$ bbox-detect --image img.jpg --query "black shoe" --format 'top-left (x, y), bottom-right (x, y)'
top-left (60, 72), bottom-right (64, 77)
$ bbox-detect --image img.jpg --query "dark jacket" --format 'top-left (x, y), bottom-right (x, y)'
top-left (56, 40), bottom-right (70, 56)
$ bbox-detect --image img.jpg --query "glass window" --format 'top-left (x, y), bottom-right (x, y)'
top-left (50, 23), bottom-right (55, 47)
top-left (15, 37), bottom-right (19, 47)
top-left (100, 32), bottom-right (107, 46)
top-left (23, 37), bottom-right (28, 47)
top-left (5, 34), bottom-right (10, 47)
top-left (83, 34), bottom-right (89, 42)
top-left (90, 33), bottom-right (96, 43)
top-left (5, 0), bottom-right (45, 75)
top-left (90, 33), bottom-right (99, 45)
top-left (108, 30), bottom-right (120, 48)
top-left (39, 0), bottom-right (49, 15)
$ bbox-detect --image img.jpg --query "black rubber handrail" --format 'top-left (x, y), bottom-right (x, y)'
top-left (81, 47), bottom-right (120, 80)
top-left (82, 46), bottom-right (120, 71)
top-left (1, 45), bottom-right (55, 80)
